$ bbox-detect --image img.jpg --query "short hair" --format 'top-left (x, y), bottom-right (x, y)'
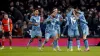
top-left (53, 7), bottom-right (57, 10)
top-left (3, 13), bottom-right (8, 17)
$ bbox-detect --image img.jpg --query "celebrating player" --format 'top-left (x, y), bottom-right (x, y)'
top-left (76, 9), bottom-right (90, 51)
top-left (51, 8), bottom-right (63, 51)
top-left (26, 9), bottom-right (42, 51)
top-left (41, 12), bottom-right (58, 51)
top-left (66, 9), bottom-right (80, 51)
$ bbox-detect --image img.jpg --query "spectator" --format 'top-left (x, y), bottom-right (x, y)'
top-left (96, 2), bottom-right (100, 12)
top-left (0, 21), bottom-right (2, 38)
top-left (22, 21), bottom-right (29, 37)
top-left (13, 23), bottom-right (23, 37)
top-left (10, 7), bottom-right (24, 23)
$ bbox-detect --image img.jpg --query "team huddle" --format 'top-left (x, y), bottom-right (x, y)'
top-left (0, 7), bottom-right (90, 52)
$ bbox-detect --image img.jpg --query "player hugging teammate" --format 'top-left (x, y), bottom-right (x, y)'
top-left (65, 8), bottom-right (90, 51)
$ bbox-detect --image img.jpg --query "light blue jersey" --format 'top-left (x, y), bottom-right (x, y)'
top-left (68, 16), bottom-right (79, 30)
top-left (30, 16), bottom-right (41, 31)
top-left (78, 11), bottom-right (89, 49)
top-left (45, 16), bottom-right (56, 32)
top-left (66, 9), bottom-right (74, 26)
top-left (66, 9), bottom-right (79, 30)
top-left (66, 9), bottom-right (79, 37)
top-left (45, 15), bottom-right (57, 40)
top-left (55, 14), bottom-right (63, 34)
top-left (67, 15), bottom-right (79, 37)
top-left (30, 15), bottom-right (42, 38)
top-left (78, 11), bottom-right (89, 35)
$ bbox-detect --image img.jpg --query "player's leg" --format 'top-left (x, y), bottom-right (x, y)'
top-left (41, 33), bottom-right (50, 48)
top-left (38, 36), bottom-right (42, 47)
top-left (36, 31), bottom-right (42, 51)
top-left (27, 38), bottom-right (34, 49)
top-left (76, 37), bottom-right (81, 51)
top-left (0, 31), bottom-right (7, 49)
top-left (75, 30), bottom-right (81, 51)
top-left (68, 37), bottom-right (73, 51)
top-left (52, 36), bottom-right (57, 51)
top-left (52, 31), bottom-right (61, 51)
top-left (56, 34), bottom-right (61, 51)
top-left (0, 35), bottom-right (5, 49)
top-left (51, 31), bottom-right (57, 51)
top-left (67, 29), bottom-right (74, 51)
top-left (56, 29), bottom-right (61, 51)
top-left (83, 35), bottom-right (89, 51)
top-left (67, 36), bottom-right (69, 49)
top-left (36, 31), bottom-right (42, 47)
top-left (51, 30), bottom-right (60, 51)
top-left (37, 36), bottom-right (42, 51)
top-left (83, 27), bottom-right (89, 51)
top-left (27, 31), bottom-right (35, 49)
top-left (8, 32), bottom-right (12, 49)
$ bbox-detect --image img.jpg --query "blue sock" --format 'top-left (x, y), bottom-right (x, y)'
top-left (76, 40), bottom-right (80, 48)
top-left (53, 40), bottom-right (57, 48)
top-left (27, 39), bottom-right (33, 46)
top-left (57, 40), bottom-right (58, 46)
top-left (38, 39), bottom-right (42, 47)
top-left (69, 41), bottom-right (73, 49)
top-left (67, 40), bottom-right (70, 49)
top-left (84, 39), bottom-right (89, 49)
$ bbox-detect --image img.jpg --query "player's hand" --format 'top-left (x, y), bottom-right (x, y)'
top-left (34, 23), bottom-right (38, 26)
top-left (75, 17), bottom-right (79, 20)
top-left (14, 30), bottom-right (17, 32)
top-left (49, 19), bottom-right (52, 21)
top-left (2, 30), bottom-right (4, 33)
top-left (9, 32), bottom-right (12, 35)
top-left (60, 18), bottom-right (63, 21)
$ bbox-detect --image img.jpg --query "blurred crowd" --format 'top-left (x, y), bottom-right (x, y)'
top-left (0, 0), bottom-right (100, 37)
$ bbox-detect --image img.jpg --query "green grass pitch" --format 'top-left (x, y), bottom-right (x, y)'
top-left (0, 46), bottom-right (100, 56)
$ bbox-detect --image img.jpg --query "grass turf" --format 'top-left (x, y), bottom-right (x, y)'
top-left (0, 46), bottom-right (100, 56)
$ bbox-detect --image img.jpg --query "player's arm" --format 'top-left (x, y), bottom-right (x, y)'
top-left (65, 17), bottom-right (69, 26)
top-left (29, 16), bottom-right (39, 26)
top-left (44, 12), bottom-right (56, 24)
top-left (78, 11), bottom-right (88, 24)
top-left (1, 20), bottom-right (4, 33)
top-left (73, 10), bottom-right (79, 20)
top-left (10, 19), bottom-right (13, 32)
top-left (43, 16), bottom-right (51, 24)
top-left (7, 19), bottom-right (13, 35)
top-left (67, 8), bottom-right (74, 17)
top-left (59, 14), bottom-right (64, 22)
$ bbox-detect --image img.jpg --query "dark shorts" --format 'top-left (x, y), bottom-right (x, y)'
top-left (3, 32), bottom-right (11, 37)
top-left (0, 31), bottom-right (3, 38)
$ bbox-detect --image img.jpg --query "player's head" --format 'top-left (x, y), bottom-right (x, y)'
top-left (34, 9), bottom-right (39, 16)
top-left (10, 7), bottom-right (14, 11)
top-left (4, 13), bottom-right (8, 19)
top-left (53, 7), bottom-right (58, 13)
top-left (75, 11), bottom-right (80, 17)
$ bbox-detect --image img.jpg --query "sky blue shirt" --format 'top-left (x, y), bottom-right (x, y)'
top-left (30, 15), bottom-right (41, 31)
top-left (55, 14), bottom-right (63, 30)
top-left (67, 15), bottom-right (79, 30)
top-left (45, 15), bottom-right (57, 32)
top-left (78, 11), bottom-right (88, 28)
